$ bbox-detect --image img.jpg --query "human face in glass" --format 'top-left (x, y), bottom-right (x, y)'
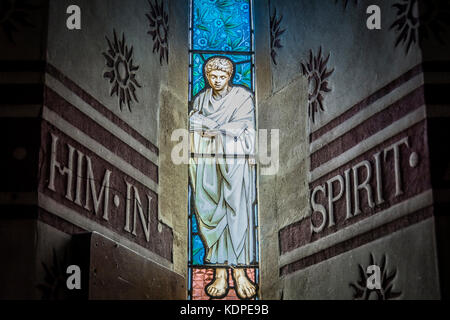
top-left (207, 70), bottom-right (231, 93)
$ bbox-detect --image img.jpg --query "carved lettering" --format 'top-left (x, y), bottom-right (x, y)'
top-left (132, 186), bottom-right (152, 242)
top-left (344, 168), bottom-right (352, 220)
top-left (84, 155), bottom-right (111, 221)
top-left (352, 160), bottom-right (375, 216)
top-left (373, 151), bottom-right (385, 205)
top-left (48, 134), bottom-right (75, 201)
top-left (311, 185), bottom-right (327, 233)
top-left (327, 175), bottom-right (344, 228)
top-left (124, 180), bottom-right (133, 233)
top-left (46, 132), bottom-right (156, 244)
top-left (384, 137), bottom-right (410, 197)
top-left (74, 149), bottom-right (84, 206)
top-left (311, 136), bottom-right (419, 235)
top-left (124, 180), bottom-right (152, 242)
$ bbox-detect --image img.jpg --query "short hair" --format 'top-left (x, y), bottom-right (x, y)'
top-left (204, 57), bottom-right (234, 78)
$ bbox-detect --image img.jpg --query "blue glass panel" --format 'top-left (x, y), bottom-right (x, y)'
top-left (192, 54), bottom-right (206, 97)
top-left (192, 53), bottom-right (252, 96)
top-left (193, 0), bottom-right (251, 52)
top-left (234, 61), bottom-right (252, 89)
top-left (192, 235), bottom-right (205, 265)
top-left (200, 52), bottom-right (251, 64)
top-left (192, 213), bottom-right (199, 233)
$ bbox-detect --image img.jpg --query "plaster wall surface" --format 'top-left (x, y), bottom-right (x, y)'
top-left (47, 0), bottom-right (162, 147)
top-left (282, 218), bottom-right (441, 300)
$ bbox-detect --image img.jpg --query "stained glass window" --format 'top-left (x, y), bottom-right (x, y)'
top-left (188, 0), bottom-right (259, 300)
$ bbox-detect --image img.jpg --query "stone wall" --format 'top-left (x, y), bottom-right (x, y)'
top-left (269, 0), bottom-right (449, 299)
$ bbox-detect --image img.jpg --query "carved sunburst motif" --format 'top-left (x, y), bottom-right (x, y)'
top-left (270, 8), bottom-right (286, 65)
top-left (350, 254), bottom-right (402, 300)
top-left (0, 0), bottom-right (38, 43)
top-left (103, 29), bottom-right (141, 112)
top-left (301, 47), bottom-right (334, 123)
top-left (390, 0), bottom-right (450, 55)
top-left (146, 0), bottom-right (169, 65)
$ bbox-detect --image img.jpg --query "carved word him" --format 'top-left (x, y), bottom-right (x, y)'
top-left (47, 133), bottom-right (152, 242)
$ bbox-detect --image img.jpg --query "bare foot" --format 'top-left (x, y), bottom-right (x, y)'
top-left (206, 268), bottom-right (228, 298)
top-left (233, 268), bottom-right (257, 299)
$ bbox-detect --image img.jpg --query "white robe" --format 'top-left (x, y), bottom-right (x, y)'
top-left (189, 86), bottom-right (256, 265)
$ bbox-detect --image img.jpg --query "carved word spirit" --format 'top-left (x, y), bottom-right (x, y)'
top-left (310, 136), bottom-right (419, 233)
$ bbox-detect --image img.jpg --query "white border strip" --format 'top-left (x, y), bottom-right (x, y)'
top-left (38, 192), bottom-right (172, 269)
top-left (310, 74), bottom-right (424, 153)
top-left (309, 105), bottom-right (426, 182)
top-left (280, 189), bottom-right (433, 268)
top-left (43, 106), bottom-right (159, 194)
top-left (45, 74), bottom-right (159, 166)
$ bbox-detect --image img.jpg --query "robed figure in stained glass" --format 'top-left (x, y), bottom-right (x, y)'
top-left (189, 57), bottom-right (257, 299)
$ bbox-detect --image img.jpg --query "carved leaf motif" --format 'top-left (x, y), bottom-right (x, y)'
top-left (350, 253), bottom-right (402, 300)
top-left (349, 283), bottom-right (365, 299)
top-left (274, 39), bottom-right (282, 49)
top-left (119, 33), bottom-right (125, 55)
top-left (103, 53), bottom-right (114, 68)
top-left (390, 0), bottom-right (450, 55)
top-left (110, 82), bottom-right (119, 96)
top-left (146, 14), bottom-right (156, 27)
top-left (269, 7), bottom-right (286, 65)
top-left (125, 47), bottom-right (133, 62)
top-left (322, 68), bottom-right (334, 80)
top-left (301, 63), bottom-right (307, 76)
top-left (146, 0), bottom-right (169, 65)
top-left (320, 82), bottom-right (331, 93)
top-left (103, 71), bottom-right (114, 83)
